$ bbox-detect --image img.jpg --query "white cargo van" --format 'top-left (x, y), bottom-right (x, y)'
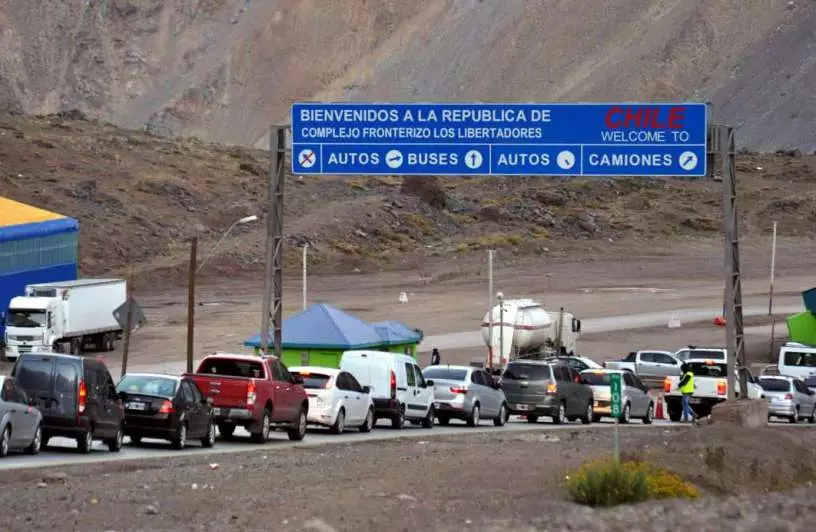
top-left (778, 342), bottom-right (816, 380)
top-left (339, 350), bottom-right (434, 429)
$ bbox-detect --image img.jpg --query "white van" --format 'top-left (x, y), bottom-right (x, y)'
top-left (778, 342), bottom-right (816, 380)
top-left (339, 350), bottom-right (434, 429)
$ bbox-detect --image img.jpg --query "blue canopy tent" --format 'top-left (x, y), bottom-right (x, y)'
top-left (243, 303), bottom-right (422, 368)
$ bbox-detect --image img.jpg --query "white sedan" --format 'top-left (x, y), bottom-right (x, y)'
top-left (288, 367), bottom-right (375, 434)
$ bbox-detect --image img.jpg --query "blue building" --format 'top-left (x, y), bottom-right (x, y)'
top-left (0, 197), bottom-right (79, 341)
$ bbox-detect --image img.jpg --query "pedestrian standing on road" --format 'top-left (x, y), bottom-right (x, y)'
top-left (430, 348), bottom-right (441, 366)
top-left (678, 363), bottom-right (697, 423)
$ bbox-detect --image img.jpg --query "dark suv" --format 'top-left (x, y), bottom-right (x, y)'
top-left (502, 361), bottom-right (594, 424)
top-left (11, 353), bottom-right (125, 453)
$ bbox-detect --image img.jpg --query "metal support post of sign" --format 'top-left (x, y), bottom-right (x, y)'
top-left (487, 250), bottom-right (494, 373)
top-left (715, 124), bottom-right (745, 399)
top-left (609, 372), bottom-right (622, 463)
top-left (260, 125), bottom-right (286, 359)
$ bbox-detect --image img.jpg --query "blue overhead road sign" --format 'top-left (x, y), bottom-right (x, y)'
top-left (291, 103), bottom-right (707, 177)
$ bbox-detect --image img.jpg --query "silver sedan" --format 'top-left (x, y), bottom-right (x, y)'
top-left (759, 376), bottom-right (816, 423)
top-left (0, 376), bottom-right (43, 457)
top-left (422, 365), bottom-right (509, 426)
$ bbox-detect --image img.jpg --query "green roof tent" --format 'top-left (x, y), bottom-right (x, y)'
top-left (243, 303), bottom-right (423, 369)
top-left (787, 311), bottom-right (816, 347)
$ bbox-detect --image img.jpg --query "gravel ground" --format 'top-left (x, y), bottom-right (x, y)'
top-left (1, 425), bottom-right (814, 531)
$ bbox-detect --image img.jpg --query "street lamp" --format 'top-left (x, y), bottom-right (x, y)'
top-left (187, 214), bottom-right (260, 371)
top-left (196, 215), bottom-right (259, 274)
top-left (497, 291), bottom-right (504, 373)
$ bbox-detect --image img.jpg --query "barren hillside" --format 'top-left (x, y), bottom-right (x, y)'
top-left (1, 113), bottom-right (814, 287)
top-left (0, 0), bottom-right (814, 151)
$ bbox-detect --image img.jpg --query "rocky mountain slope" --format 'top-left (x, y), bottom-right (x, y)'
top-left (1, 0), bottom-right (814, 151)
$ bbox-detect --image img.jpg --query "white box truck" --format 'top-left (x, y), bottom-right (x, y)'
top-left (4, 279), bottom-right (127, 359)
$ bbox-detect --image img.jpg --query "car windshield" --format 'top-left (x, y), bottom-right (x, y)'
top-left (503, 364), bottom-right (550, 381)
top-left (676, 349), bottom-right (725, 361)
top-left (759, 378), bottom-right (792, 392)
top-left (422, 367), bottom-right (468, 381)
top-left (117, 375), bottom-right (178, 398)
top-left (7, 309), bottom-right (46, 328)
top-left (292, 372), bottom-right (331, 389)
top-left (782, 351), bottom-right (816, 368)
top-left (687, 361), bottom-right (727, 377)
top-left (580, 372), bottom-right (616, 386)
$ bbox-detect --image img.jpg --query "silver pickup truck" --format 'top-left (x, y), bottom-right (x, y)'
top-left (603, 350), bottom-right (683, 378)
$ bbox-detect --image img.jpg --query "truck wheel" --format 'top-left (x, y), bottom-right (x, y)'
top-left (330, 408), bottom-right (345, 434)
top-left (250, 410), bottom-right (271, 443)
top-left (287, 408), bottom-right (307, 441)
top-left (391, 405), bottom-right (405, 429)
top-left (421, 405), bottom-right (435, 429)
top-left (217, 423), bottom-right (235, 439)
top-left (77, 429), bottom-right (93, 454)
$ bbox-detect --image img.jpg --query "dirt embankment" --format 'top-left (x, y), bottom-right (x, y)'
top-left (0, 425), bottom-right (813, 530)
top-left (2, 113), bottom-right (815, 289)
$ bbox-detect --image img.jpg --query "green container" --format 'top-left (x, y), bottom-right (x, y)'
top-left (786, 311), bottom-right (816, 346)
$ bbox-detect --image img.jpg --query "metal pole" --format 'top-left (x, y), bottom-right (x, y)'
top-left (768, 221), bottom-right (778, 359)
top-left (499, 294), bottom-right (504, 370)
top-left (186, 236), bottom-right (197, 372)
top-left (488, 250), bottom-right (494, 373)
top-left (302, 244), bottom-right (308, 311)
top-left (260, 126), bottom-right (278, 357)
top-left (271, 127), bottom-right (286, 359)
top-left (120, 270), bottom-right (134, 376)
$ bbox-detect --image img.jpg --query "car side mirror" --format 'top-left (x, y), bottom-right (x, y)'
top-left (361, 386), bottom-right (371, 394)
top-left (425, 380), bottom-right (434, 387)
top-left (118, 391), bottom-right (128, 402)
top-left (292, 374), bottom-right (304, 384)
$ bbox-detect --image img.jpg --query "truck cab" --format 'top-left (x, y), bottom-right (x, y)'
top-left (4, 297), bottom-right (56, 360)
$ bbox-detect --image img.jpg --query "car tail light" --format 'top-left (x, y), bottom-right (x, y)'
top-left (546, 383), bottom-right (557, 395)
top-left (663, 377), bottom-right (671, 393)
top-left (159, 400), bottom-right (175, 414)
top-left (449, 386), bottom-right (468, 395)
top-left (246, 381), bottom-right (257, 406)
top-left (78, 380), bottom-right (87, 413)
top-left (784, 393), bottom-right (794, 400)
top-left (717, 380), bottom-right (726, 396)
top-left (390, 370), bottom-right (397, 399)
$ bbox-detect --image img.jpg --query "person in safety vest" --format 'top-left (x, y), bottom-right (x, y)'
top-left (678, 363), bottom-right (697, 423)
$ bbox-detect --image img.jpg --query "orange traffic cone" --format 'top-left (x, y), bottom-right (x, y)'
top-left (655, 392), bottom-right (665, 420)
top-left (713, 316), bottom-right (726, 327)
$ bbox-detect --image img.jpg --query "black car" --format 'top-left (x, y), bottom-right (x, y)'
top-left (116, 373), bottom-right (215, 450)
top-left (11, 353), bottom-right (125, 453)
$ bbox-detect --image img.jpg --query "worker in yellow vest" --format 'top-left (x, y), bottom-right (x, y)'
top-left (678, 364), bottom-right (697, 423)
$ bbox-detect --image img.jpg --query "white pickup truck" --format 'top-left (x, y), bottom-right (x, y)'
top-left (604, 350), bottom-right (683, 378)
top-left (663, 358), bottom-right (764, 420)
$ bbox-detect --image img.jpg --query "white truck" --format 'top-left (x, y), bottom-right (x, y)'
top-left (479, 298), bottom-right (581, 374)
top-left (4, 279), bottom-right (127, 359)
top-left (663, 358), bottom-right (764, 421)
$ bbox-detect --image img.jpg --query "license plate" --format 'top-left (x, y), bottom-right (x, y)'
top-left (126, 402), bottom-right (146, 411)
top-left (515, 404), bottom-right (530, 411)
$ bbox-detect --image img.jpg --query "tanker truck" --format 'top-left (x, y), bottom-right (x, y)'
top-left (479, 298), bottom-right (582, 374)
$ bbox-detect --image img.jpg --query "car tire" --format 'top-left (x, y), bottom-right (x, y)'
top-left (391, 405), bottom-right (405, 429)
top-left (789, 408), bottom-right (800, 424)
top-left (250, 409), bottom-right (272, 443)
top-left (330, 408), bottom-right (346, 435)
top-left (581, 401), bottom-right (593, 425)
top-left (217, 423), bottom-right (235, 439)
top-left (0, 426), bottom-right (10, 458)
top-left (171, 422), bottom-right (187, 450)
top-left (287, 407), bottom-right (307, 441)
top-left (201, 420), bottom-right (216, 448)
top-left (107, 425), bottom-right (124, 452)
top-left (620, 403), bottom-right (631, 424)
top-left (359, 408), bottom-right (374, 433)
top-left (552, 402), bottom-right (566, 425)
top-left (437, 415), bottom-right (450, 426)
top-left (421, 406), bottom-right (435, 429)
top-left (77, 429), bottom-right (93, 454)
top-left (643, 402), bottom-right (654, 425)
top-left (25, 424), bottom-right (42, 455)
top-left (493, 403), bottom-right (508, 427)
top-left (810, 407), bottom-right (816, 424)
top-left (526, 415), bottom-right (539, 424)
top-left (466, 404), bottom-right (480, 427)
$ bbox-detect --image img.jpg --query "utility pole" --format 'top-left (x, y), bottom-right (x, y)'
top-left (186, 236), bottom-right (197, 372)
top-left (768, 221), bottom-right (778, 360)
top-left (302, 243), bottom-right (308, 311)
top-left (120, 268), bottom-right (134, 376)
top-left (260, 126), bottom-right (286, 358)
top-left (487, 249), bottom-right (494, 373)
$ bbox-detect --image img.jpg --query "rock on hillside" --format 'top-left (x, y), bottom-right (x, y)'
top-left (0, 0), bottom-right (814, 151)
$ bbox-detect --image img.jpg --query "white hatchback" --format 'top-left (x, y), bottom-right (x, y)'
top-left (288, 367), bottom-right (375, 434)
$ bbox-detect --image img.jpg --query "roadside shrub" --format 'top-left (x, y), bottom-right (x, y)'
top-left (566, 458), bottom-right (698, 507)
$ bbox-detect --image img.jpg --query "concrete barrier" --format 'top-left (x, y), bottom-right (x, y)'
top-left (708, 399), bottom-right (768, 428)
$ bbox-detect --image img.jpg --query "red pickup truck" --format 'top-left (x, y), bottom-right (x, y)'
top-left (184, 353), bottom-right (308, 442)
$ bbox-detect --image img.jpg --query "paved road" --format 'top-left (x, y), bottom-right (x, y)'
top-left (0, 418), bottom-right (674, 471)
